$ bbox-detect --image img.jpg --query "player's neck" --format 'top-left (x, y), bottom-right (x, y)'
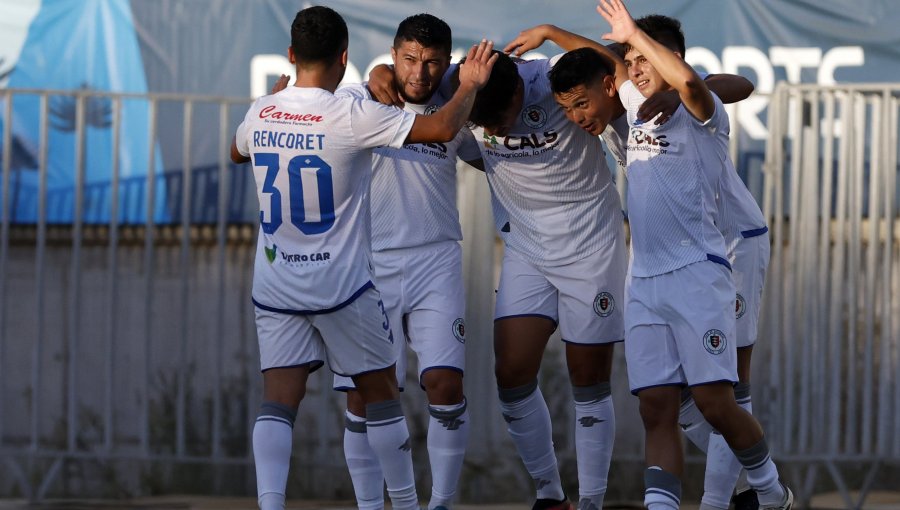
top-left (293, 63), bottom-right (344, 93)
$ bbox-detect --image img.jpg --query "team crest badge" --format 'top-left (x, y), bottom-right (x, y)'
top-left (703, 329), bottom-right (727, 355)
top-left (593, 292), bottom-right (615, 317)
top-left (424, 104), bottom-right (440, 115)
top-left (264, 244), bottom-right (277, 264)
top-left (521, 104), bottom-right (547, 129)
top-left (735, 294), bottom-right (746, 319)
top-left (452, 318), bottom-right (466, 343)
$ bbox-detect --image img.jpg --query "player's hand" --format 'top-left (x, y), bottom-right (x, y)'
top-left (597, 0), bottom-right (638, 44)
top-left (367, 64), bottom-right (404, 107)
top-left (638, 89), bottom-right (680, 125)
top-left (458, 40), bottom-right (499, 91)
top-left (270, 74), bottom-right (290, 95)
top-left (503, 25), bottom-right (551, 57)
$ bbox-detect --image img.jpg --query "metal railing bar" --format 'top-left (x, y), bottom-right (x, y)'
top-left (31, 93), bottom-right (49, 452)
top-left (141, 99), bottom-right (157, 455)
top-left (176, 100), bottom-right (193, 457)
top-left (104, 97), bottom-right (122, 452)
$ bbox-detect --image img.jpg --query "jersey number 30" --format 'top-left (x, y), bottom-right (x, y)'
top-left (254, 153), bottom-right (334, 235)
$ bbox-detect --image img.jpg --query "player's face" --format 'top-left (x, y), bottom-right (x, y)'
top-left (624, 48), bottom-right (668, 98)
top-left (391, 40), bottom-right (450, 104)
top-left (483, 78), bottom-right (524, 137)
top-left (553, 77), bottom-right (616, 136)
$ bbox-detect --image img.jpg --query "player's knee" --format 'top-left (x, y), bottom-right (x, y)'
top-left (638, 390), bottom-right (679, 429)
top-left (494, 362), bottom-right (537, 388)
top-left (693, 395), bottom-right (735, 429)
top-left (422, 369), bottom-right (464, 405)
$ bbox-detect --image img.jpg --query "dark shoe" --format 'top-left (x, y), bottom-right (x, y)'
top-left (532, 497), bottom-right (573, 510)
top-left (732, 488), bottom-right (759, 510)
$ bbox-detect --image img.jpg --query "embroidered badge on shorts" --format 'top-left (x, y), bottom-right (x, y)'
top-left (593, 292), bottom-right (615, 317)
top-left (735, 294), bottom-right (746, 319)
top-left (703, 329), bottom-right (727, 355)
top-left (452, 318), bottom-right (466, 343)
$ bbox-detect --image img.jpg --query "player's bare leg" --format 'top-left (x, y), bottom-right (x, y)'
top-left (255, 365), bottom-right (311, 510)
top-left (566, 343), bottom-right (615, 510)
top-left (690, 383), bottom-right (790, 509)
top-left (353, 366), bottom-right (419, 510)
top-left (495, 316), bottom-right (569, 509)
top-left (422, 368), bottom-right (468, 510)
top-left (636, 385), bottom-right (683, 510)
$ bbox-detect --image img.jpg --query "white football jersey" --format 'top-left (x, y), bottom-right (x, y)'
top-left (337, 83), bottom-right (480, 251)
top-left (234, 86), bottom-right (415, 312)
top-left (619, 79), bottom-right (729, 277)
top-left (602, 113), bottom-right (629, 174)
top-left (717, 156), bottom-right (767, 247)
top-left (468, 57), bottom-right (623, 267)
top-left (607, 91), bottom-right (766, 252)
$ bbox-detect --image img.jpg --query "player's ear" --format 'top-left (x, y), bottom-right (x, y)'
top-left (390, 46), bottom-right (398, 66)
top-left (288, 46), bottom-right (296, 64)
top-left (341, 49), bottom-right (349, 68)
top-left (604, 75), bottom-right (617, 97)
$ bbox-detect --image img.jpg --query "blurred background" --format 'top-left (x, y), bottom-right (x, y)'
top-left (1, 0), bottom-right (899, 507)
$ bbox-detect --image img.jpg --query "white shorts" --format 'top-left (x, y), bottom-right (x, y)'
top-left (730, 232), bottom-right (770, 348)
top-left (334, 241), bottom-right (466, 391)
top-left (494, 237), bottom-right (627, 345)
top-left (624, 260), bottom-right (738, 393)
top-left (255, 285), bottom-right (396, 377)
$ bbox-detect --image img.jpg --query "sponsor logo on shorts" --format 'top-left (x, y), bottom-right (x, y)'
top-left (735, 294), bottom-right (746, 319)
top-left (264, 244), bottom-right (277, 264)
top-left (424, 104), bottom-right (440, 115)
top-left (452, 318), bottom-right (466, 343)
top-left (593, 292), bottom-right (615, 317)
top-left (521, 104), bottom-right (547, 129)
top-left (703, 329), bottom-right (727, 355)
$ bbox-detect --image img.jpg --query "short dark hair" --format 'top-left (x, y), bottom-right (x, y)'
top-left (290, 6), bottom-right (348, 64)
top-left (467, 50), bottom-right (519, 128)
top-left (394, 14), bottom-right (452, 56)
top-left (626, 14), bottom-right (685, 55)
top-left (549, 47), bottom-right (614, 95)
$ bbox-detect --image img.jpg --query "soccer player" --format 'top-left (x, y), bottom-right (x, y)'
top-left (593, 0), bottom-right (792, 509)
top-left (509, 23), bottom-right (769, 508)
top-left (229, 6), bottom-right (497, 510)
top-left (330, 14), bottom-right (482, 510)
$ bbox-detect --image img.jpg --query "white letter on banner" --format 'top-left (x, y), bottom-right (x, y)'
top-left (685, 46), bottom-right (722, 75)
top-left (818, 47), bottom-right (864, 85)
top-left (363, 53), bottom-right (394, 84)
top-left (250, 54), bottom-right (362, 94)
top-left (250, 54), bottom-right (292, 98)
top-left (770, 47), bottom-right (822, 83)
top-left (723, 46), bottom-right (773, 140)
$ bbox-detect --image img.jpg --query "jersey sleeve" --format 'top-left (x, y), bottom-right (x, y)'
top-left (456, 129), bottom-right (481, 162)
top-left (698, 93), bottom-right (728, 135)
top-left (349, 97), bottom-right (416, 149)
top-left (617, 80), bottom-right (643, 112)
top-left (233, 101), bottom-right (259, 157)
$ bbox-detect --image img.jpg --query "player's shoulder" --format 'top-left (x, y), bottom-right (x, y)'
top-left (516, 57), bottom-right (551, 83)
top-left (335, 82), bottom-right (371, 100)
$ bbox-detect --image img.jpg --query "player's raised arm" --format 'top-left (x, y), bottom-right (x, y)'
top-left (637, 73), bottom-right (755, 124)
top-left (504, 24), bottom-right (628, 88)
top-left (366, 64), bottom-right (404, 107)
top-left (405, 39), bottom-right (498, 144)
top-left (598, 0), bottom-right (714, 121)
